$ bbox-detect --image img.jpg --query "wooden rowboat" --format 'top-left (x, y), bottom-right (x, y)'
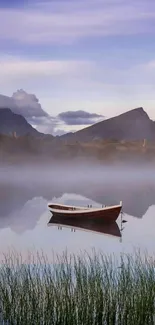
top-left (48, 201), bottom-right (122, 223)
top-left (48, 214), bottom-right (121, 237)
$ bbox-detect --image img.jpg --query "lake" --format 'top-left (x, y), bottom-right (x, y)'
top-left (1, 165), bottom-right (155, 260)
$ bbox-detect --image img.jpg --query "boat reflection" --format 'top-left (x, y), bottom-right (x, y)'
top-left (48, 213), bottom-right (121, 238)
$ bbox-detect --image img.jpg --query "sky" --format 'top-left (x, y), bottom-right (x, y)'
top-left (0, 0), bottom-right (155, 134)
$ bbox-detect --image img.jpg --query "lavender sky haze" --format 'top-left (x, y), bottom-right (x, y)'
top-left (0, 0), bottom-right (155, 134)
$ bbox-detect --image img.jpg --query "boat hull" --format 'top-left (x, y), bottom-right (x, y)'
top-left (48, 205), bottom-right (122, 223)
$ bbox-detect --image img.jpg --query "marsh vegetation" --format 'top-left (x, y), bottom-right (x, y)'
top-left (0, 251), bottom-right (154, 324)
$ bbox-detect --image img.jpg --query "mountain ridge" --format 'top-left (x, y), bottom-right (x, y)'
top-left (60, 107), bottom-right (155, 141)
top-left (0, 106), bottom-right (155, 142)
top-left (0, 108), bottom-right (42, 137)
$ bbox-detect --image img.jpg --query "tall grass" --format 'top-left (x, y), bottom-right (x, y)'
top-left (0, 250), bottom-right (154, 324)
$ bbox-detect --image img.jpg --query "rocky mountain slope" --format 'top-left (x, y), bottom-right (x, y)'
top-left (61, 107), bottom-right (155, 141)
top-left (0, 108), bottom-right (41, 136)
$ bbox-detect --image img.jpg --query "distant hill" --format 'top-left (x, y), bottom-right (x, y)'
top-left (1, 133), bottom-right (155, 166)
top-left (1, 106), bottom-right (155, 166)
top-left (0, 108), bottom-right (41, 136)
top-left (61, 107), bottom-right (155, 141)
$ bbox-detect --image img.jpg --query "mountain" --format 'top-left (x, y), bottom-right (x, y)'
top-left (61, 107), bottom-right (155, 141)
top-left (1, 106), bottom-right (155, 166)
top-left (0, 108), bottom-right (41, 136)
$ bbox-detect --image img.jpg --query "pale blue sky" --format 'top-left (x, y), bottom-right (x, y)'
top-left (0, 0), bottom-right (155, 133)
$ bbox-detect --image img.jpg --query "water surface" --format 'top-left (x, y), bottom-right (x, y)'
top-left (1, 165), bottom-right (155, 259)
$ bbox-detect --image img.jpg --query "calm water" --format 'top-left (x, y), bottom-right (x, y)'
top-left (1, 166), bottom-right (155, 259)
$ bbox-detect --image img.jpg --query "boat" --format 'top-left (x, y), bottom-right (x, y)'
top-left (48, 201), bottom-right (122, 223)
top-left (48, 214), bottom-right (121, 237)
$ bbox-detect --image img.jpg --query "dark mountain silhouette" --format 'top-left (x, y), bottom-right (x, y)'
top-left (1, 106), bottom-right (155, 141)
top-left (0, 108), bottom-right (41, 136)
top-left (1, 106), bottom-right (155, 165)
top-left (61, 107), bottom-right (155, 141)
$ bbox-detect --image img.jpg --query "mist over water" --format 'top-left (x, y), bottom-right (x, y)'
top-left (1, 163), bottom-right (155, 186)
top-left (0, 163), bottom-right (155, 259)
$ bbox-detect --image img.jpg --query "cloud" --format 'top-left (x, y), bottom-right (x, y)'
top-left (0, 89), bottom-right (56, 133)
top-left (0, 89), bottom-right (104, 135)
top-left (0, 89), bottom-right (62, 134)
top-left (29, 115), bottom-right (65, 136)
top-left (0, 89), bottom-right (47, 119)
top-left (1, 55), bottom-right (155, 96)
top-left (0, 0), bottom-right (154, 45)
top-left (37, 124), bottom-right (67, 136)
top-left (0, 57), bottom-right (95, 97)
top-left (0, 94), bottom-right (17, 111)
top-left (30, 110), bottom-right (104, 135)
top-left (58, 110), bottom-right (104, 125)
top-left (0, 57), bottom-right (91, 80)
top-left (12, 89), bottom-right (48, 118)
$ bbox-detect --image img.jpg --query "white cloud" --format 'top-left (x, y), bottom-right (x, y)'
top-left (1, 54), bottom-right (155, 123)
top-left (0, 89), bottom-right (103, 135)
top-left (1, 55), bottom-right (155, 92)
top-left (0, 57), bottom-right (91, 79)
top-left (0, 89), bottom-right (47, 119)
top-left (12, 89), bottom-right (48, 118)
top-left (0, 89), bottom-right (67, 135)
top-left (0, 0), bottom-right (154, 45)
top-left (0, 57), bottom-right (95, 99)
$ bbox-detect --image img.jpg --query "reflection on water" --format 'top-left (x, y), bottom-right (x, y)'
top-left (0, 167), bottom-right (155, 258)
top-left (48, 213), bottom-right (122, 238)
top-left (1, 178), bottom-right (155, 219)
top-left (0, 197), bottom-right (47, 234)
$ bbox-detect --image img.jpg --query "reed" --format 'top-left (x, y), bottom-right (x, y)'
top-left (0, 250), bottom-right (154, 324)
